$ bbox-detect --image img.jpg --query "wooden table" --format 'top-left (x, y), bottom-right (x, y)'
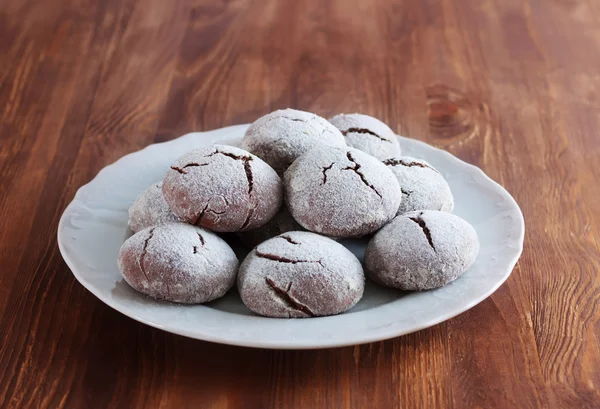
top-left (1, 0), bottom-right (599, 407)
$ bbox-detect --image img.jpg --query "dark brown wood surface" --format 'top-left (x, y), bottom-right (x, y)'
top-left (1, 0), bottom-right (599, 407)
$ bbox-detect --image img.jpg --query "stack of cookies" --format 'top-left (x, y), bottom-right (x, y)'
top-left (118, 109), bottom-right (479, 318)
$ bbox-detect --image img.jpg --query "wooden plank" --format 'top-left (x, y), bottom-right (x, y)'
top-left (0, 0), bottom-right (191, 407)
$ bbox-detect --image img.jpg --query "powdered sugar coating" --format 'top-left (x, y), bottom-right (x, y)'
top-left (241, 109), bottom-right (346, 173)
top-left (162, 144), bottom-right (282, 232)
top-left (329, 113), bottom-right (401, 160)
top-left (284, 146), bottom-right (402, 237)
top-left (128, 182), bottom-right (182, 232)
top-left (236, 206), bottom-right (304, 249)
top-left (238, 231), bottom-right (365, 318)
top-left (383, 156), bottom-right (454, 215)
top-left (117, 223), bottom-right (239, 303)
top-left (365, 210), bottom-right (479, 291)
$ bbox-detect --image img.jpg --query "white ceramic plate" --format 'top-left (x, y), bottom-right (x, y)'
top-left (58, 125), bottom-right (524, 349)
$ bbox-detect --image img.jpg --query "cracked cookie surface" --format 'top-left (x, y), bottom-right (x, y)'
top-left (329, 113), bottom-right (401, 160)
top-left (365, 210), bottom-right (479, 291)
top-left (284, 146), bottom-right (401, 237)
top-left (241, 108), bottom-right (346, 173)
top-left (383, 156), bottom-right (454, 215)
top-left (128, 182), bottom-right (182, 232)
top-left (237, 231), bottom-right (365, 318)
top-left (162, 144), bottom-right (282, 232)
top-left (118, 223), bottom-right (239, 304)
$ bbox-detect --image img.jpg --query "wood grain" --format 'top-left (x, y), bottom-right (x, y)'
top-left (1, 0), bottom-right (599, 407)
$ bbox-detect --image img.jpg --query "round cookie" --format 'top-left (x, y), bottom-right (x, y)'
top-left (284, 146), bottom-right (401, 237)
top-left (383, 156), bottom-right (454, 215)
top-left (236, 206), bottom-right (304, 249)
top-left (365, 210), bottom-right (479, 291)
top-left (238, 231), bottom-right (365, 318)
top-left (162, 144), bottom-right (282, 232)
top-left (241, 109), bottom-right (346, 173)
top-left (329, 113), bottom-right (401, 160)
top-left (128, 182), bottom-right (182, 233)
top-left (118, 223), bottom-right (239, 303)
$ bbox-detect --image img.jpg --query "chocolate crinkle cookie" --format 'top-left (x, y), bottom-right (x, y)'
top-left (237, 231), bottom-right (365, 318)
top-left (118, 223), bottom-right (239, 304)
top-left (329, 113), bottom-right (401, 160)
top-left (241, 108), bottom-right (346, 173)
top-left (383, 156), bottom-right (454, 215)
top-left (365, 210), bottom-right (479, 291)
top-left (162, 144), bottom-right (282, 232)
top-left (236, 206), bottom-right (304, 249)
top-left (284, 146), bottom-right (401, 237)
top-left (128, 182), bottom-right (182, 233)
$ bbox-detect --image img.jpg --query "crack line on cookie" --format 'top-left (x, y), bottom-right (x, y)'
top-left (239, 206), bottom-right (256, 230)
top-left (243, 160), bottom-right (254, 195)
top-left (192, 206), bottom-right (207, 225)
top-left (408, 215), bottom-right (436, 252)
top-left (255, 251), bottom-right (324, 267)
top-left (401, 188), bottom-right (413, 197)
top-left (170, 162), bottom-right (209, 174)
top-left (208, 149), bottom-right (256, 225)
top-left (193, 232), bottom-right (205, 254)
top-left (265, 277), bottom-right (315, 316)
top-left (193, 204), bottom-right (225, 225)
top-left (383, 158), bottom-right (438, 173)
top-left (208, 149), bottom-right (253, 162)
top-left (321, 163), bottom-right (335, 184)
top-left (279, 235), bottom-right (300, 245)
top-left (207, 150), bottom-right (255, 195)
top-left (342, 152), bottom-right (382, 199)
top-left (341, 127), bottom-right (391, 142)
top-left (139, 228), bottom-right (156, 281)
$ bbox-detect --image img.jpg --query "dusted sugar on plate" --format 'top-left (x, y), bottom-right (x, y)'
top-left (237, 231), bottom-right (365, 318)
